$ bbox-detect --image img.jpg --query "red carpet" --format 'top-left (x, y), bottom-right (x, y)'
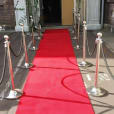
top-left (16, 29), bottom-right (94, 114)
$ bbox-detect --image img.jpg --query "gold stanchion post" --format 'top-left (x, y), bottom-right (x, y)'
top-left (72, 0), bottom-right (76, 34)
top-left (78, 21), bottom-right (93, 68)
top-left (87, 33), bottom-right (108, 97)
top-left (72, 8), bottom-right (76, 34)
top-left (4, 35), bottom-right (23, 99)
top-left (19, 23), bottom-right (33, 69)
top-left (29, 17), bottom-right (38, 51)
top-left (78, 0), bottom-right (93, 68)
top-left (38, 23), bottom-right (42, 40)
top-left (74, 10), bottom-right (80, 49)
top-left (72, 0), bottom-right (77, 39)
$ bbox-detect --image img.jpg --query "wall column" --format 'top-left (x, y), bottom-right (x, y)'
top-left (86, 0), bottom-right (104, 30)
top-left (14, 0), bottom-right (29, 31)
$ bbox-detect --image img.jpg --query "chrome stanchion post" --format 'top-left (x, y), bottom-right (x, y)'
top-left (72, 10), bottom-right (77, 40)
top-left (30, 27), bottom-right (38, 51)
top-left (78, 21), bottom-right (93, 68)
top-left (19, 23), bottom-right (33, 69)
top-left (77, 12), bottom-right (80, 49)
top-left (74, 11), bottom-right (80, 49)
top-left (83, 21), bottom-right (86, 62)
top-left (29, 17), bottom-right (38, 51)
top-left (4, 35), bottom-right (23, 99)
top-left (72, 8), bottom-right (75, 34)
top-left (72, 0), bottom-right (77, 39)
top-left (78, 0), bottom-right (92, 67)
top-left (37, 23), bottom-right (42, 40)
top-left (72, 0), bottom-right (76, 34)
top-left (87, 33), bottom-right (108, 97)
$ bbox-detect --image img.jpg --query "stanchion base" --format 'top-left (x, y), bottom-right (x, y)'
top-left (35, 36), bottom-right (41, 40)
top-left (38, 37), bottom-right (41, 40)
top-left (87, 86), bottom-right (108, 97)
top-left (5, 89), bottom-right (23, 100)
top-left (78, 61), bottom-right (93, 68)
top-left (18, 63), bottom-right (33, 69)
top-left (72, 36), bottom-right (77, 40)
top-left (30, 46), bottom-right (38, 51)
top-left (72, 30), bottom-right (75, 34)
top-left (74, 45), bottom-right (80, 50)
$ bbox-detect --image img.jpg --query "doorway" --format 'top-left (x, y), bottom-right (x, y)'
top-left (61, 0), bottom-right (73, 25)
top-left (104, 0), bottom-right (114, 25)
top-left (43, 0), bottom-right (61, 25)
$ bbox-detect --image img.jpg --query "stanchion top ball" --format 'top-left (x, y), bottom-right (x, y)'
top-left (97, 32), bottom-right (102, 38)
top-left (83, 21), bottom-right (86, 24)
top-left (19, 23), bottom-right (24, 26)
top-left (4, 35), bottom-right (9, 40)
